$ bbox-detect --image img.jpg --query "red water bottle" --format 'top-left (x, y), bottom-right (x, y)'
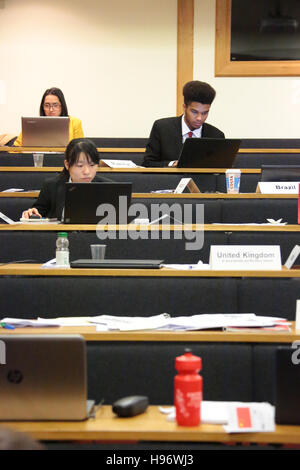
top-left (174, 349), bottom-right (202, 426)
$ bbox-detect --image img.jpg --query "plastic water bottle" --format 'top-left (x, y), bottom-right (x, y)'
top-left (56, 232), bottom-right (69, 267)
top-left (174, 349), bottom-right (202, 426)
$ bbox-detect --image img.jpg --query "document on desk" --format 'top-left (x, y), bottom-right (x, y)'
top-left (0, 317), bottom-right (61, 328)
top-left (161, 263), bottom-right (210, 270)
top-left (160, 401), bottom-right (275, 431)
top-left (90, 313), bottom-right (286, 332)
top-left (91, 313), bottom-right (170, 331)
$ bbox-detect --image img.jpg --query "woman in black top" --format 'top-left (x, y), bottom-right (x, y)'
top-left (22, 138), bottom-right (111, 220)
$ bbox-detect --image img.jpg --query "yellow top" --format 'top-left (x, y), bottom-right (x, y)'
top-left (13, 116), bottom-right (84, 146)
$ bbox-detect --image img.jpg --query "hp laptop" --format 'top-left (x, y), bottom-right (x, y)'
top-left (22, 116), bottom-right (69, 146)
top-left (63, 182), bottom-right (132, 224)
top-left (261, 165), bottom-right (300, 182)
top-left (0, 334), bottom-right (94, 421)
top-left (275, 346), bottom-right (300, 425)
top-left (177, 138), bottom-right (241, 168)
top-left (71, 259), bottom-right (164, 268)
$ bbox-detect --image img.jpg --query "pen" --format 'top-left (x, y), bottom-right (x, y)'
top-left (0, 322), bottom-right (15, 330)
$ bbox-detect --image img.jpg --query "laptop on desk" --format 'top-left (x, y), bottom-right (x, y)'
top-left (177, 138), bottom-right (241, 168)
top-left (22, 116), bottom-right (69, 146)
top-left (71, 259), bottom-right (164, 268)
top-left (0, 334), bottom-right (94, 421)
top-left (63, 182), bottom-right (133, 224)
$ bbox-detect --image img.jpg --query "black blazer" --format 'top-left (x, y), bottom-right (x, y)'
top-left (33, 172), bottom-right (112, 219)
top-left (142, 115), bottom-right (225, 167)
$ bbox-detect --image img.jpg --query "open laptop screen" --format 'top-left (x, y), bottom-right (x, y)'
top-left (63, 181), bottom-right (132, 224)
top-left (22, 116), bottom-right (69, 146)
top-left (177, 138), bottom-right (241, 168)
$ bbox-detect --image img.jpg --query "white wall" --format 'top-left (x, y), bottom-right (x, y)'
top-left (0, 0), bottom-right (177, 137)
top-left (0, 0), bottom-right (299, 139)
top-left (194, 0), bottom-right (300, 138)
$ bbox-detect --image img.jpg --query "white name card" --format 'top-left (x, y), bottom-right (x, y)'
top-left (284, 245), bottom-right (300, 269)
top-left (257, 182), bottom-right (300, 194)
top-left (100, 159), bottom-right (139, 168)
top-left (174, 178), bottom-right (201, 194)
top-left (209, 245), bottom-right (282, 270)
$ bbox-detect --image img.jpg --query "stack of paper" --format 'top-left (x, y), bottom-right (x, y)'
top-left (89, 313), bottom-right (289, 332)
top-left (160, 401), bottom-right (275, 432)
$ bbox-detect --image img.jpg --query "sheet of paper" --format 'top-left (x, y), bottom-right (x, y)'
top-left (224, 402), bottom-right (275, 433)
top-left (100, 159), bottom-right (141, 168)
top-left (91, 313), bottom-right (170, 331)
top-left (160, 401), bottom-right (275, 430)
top-left (161, 262), bottom-right (210, 270)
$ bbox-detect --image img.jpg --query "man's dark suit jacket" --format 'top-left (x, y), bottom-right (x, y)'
top-left (33, 172), bottom-right (112, 219)
top-left (142, 115), bottom-right (225, 167)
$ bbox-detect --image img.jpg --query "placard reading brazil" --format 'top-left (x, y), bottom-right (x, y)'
top-left (209, 245), bottom-right (282, 270)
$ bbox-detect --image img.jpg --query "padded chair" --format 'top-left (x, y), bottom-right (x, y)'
top-left (221, 199), bottom-right (298, 224)
top-left (87, 342), bottom-right (253, 404)
top-left (0, 171), bottom-right (59, 191)
top-left (0, 276), bottom-right (238, 317)
top-left (237, 278), bottom-right (300, 320)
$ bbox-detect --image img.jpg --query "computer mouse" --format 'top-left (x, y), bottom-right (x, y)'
top-left (112, 395), bottom-right (149, 417)
top-left (29, 214), bottom-right (42, 219)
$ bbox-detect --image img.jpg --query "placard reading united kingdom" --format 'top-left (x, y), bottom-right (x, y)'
top-left (209, 245), bottom-right (282, 271)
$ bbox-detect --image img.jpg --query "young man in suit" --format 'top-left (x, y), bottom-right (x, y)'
top-left (143, 81), bottom-right (225, 167)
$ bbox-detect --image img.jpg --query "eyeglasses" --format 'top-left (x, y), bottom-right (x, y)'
top-left (43, 103), bottom-right (61, 109)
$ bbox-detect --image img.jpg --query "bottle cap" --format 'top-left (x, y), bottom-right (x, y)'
top-left (57, 232), bottom-right (68, 237)
top-left (175, 350), bottom-right (202, 371)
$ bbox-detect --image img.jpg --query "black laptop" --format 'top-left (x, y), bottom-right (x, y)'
top-left (275, 346), bottom-right (300, 425)
top-left (63, 182), bottom-right (132, 224)
top-left (70, 259), bottom-right (164, 268)
top-left (177, 138), bottom-right (241, 168)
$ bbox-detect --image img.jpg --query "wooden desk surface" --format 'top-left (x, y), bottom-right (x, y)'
top-left (0, 166), bottom-right (261, 174)
top-left (0, 263), bottom-right (299, 278)
top-left (0, 223), bottom-right (299, 232)
top-left (0, 191), bottom-right (298, 200)
top-left (1, 146), bottom-right (300, 154)
top-left (2, 405), bottom-right (300, 444)
top-left (1, 323), bottom-right (298, 343)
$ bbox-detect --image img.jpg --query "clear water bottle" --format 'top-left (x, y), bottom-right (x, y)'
top-left (56, 232), bottom-right (69, 267)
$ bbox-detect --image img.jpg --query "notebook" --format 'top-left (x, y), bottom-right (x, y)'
top-left (22, 116), bottom-right (69, 146)
top-left (275, 346), bottom-right (300, 424)
top-left (63, 182), bottom-right (133, 224)
top-left (0, 334), bottom-right (94, 421)
top-left (177, 138), bottom-right (241, 168)
top-left (70, 259), bottom-right (164, 269)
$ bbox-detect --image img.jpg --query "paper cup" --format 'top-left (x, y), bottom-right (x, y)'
top-left (225, 169), bottom-right (241, 194)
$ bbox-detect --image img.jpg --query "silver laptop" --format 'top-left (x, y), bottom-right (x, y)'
top-left (0, 334), bottom-right (94, 421)
top-left (22, 116), bottom-right (69, 146)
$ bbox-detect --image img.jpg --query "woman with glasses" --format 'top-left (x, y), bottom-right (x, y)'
top-left (13, 87), bottom-right (84, 146)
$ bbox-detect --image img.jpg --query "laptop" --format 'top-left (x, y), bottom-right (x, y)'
top-left (275, 346), bottom-right (300, 425)
top-left (63, 182), bottom-right (133, 224)
top-left (177, 138), bottom-right (241, 168)
top-left (261, 165), bottom-right (300, 182)
top-left (22, 116), bottom-right (69, 146)
top-left (0, 334), bottom-right (94, 421)
top-left (70, 259), bottom-right (164, 268)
